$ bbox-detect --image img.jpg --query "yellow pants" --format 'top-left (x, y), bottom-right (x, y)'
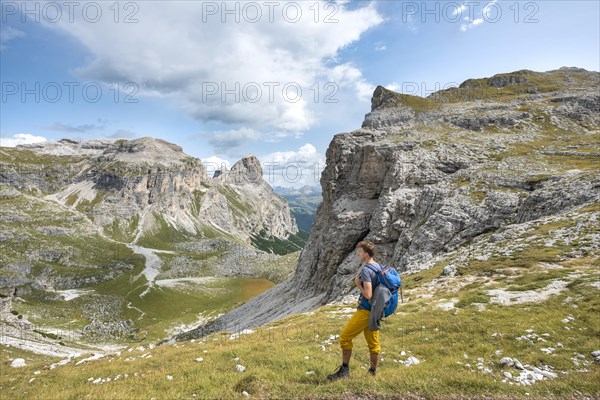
top-left (339, 309), bottom-right (381, 354)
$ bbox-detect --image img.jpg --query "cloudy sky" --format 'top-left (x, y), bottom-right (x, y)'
top-left (1, 0), bottom-right (598, 187)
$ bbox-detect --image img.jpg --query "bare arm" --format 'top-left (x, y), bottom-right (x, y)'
top-left (354, 275), bottom-right (373, 300)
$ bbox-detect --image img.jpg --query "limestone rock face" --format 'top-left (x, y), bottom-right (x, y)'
top-left (99, 136), bottom-right (189, 166)
top-left (175, 66), bottom-right (600, 340)
top-left (224, 155), bottom-right (263, 185)
top-left (6, 136), bottom-right (298, 246)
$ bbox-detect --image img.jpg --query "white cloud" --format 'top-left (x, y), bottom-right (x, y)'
top-left (275, 99), bottom-right (314, 132)
top-left (202, 155), bottom-right (232, 177)
top-left (385, 82), bottom-right (400, 92)
top-left (262, 143), bottom-right (320, 164)
top-left (452, 4), bottom-right (467, 16)
top-left (39, 1), bottom-right (383, 136)
top-left (404, 13), bottom-right (418, 33)
top-left (202, 127), bottom-right (261, 157)
top-left (259, 143), bottom-right (325, 188)
top-left (482, 0), bottom-right (499, 19)
top-left (457, 0), bottom-right (497, 31)
top-left (0, 133), bottom-right (48, 147)
top-left (460, 17), bottom-right (484, 31)
top-left (0, 26), bottom-right (25, 51)
top-left (45, 120), bottom-right (106, 133)
top-left (328, 63), bottom-right (376, 102)
top-left (374, 42), bottom-right (386, 51)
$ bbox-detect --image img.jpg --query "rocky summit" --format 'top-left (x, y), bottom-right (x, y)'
top-left (175, 66), bottom-right (599, 340)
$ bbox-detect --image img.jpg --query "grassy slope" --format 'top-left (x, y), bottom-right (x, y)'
top-left (13, 249), bottom-right (278, 343)
top-left (0, 147), bottom-right (300, 342)
top-left (2, 209), bottom-right (599, 399)
top-left (429, 69), bottom-right (596, 103)
top-left (250, 229), bottom-right (309, 255)
top-left (0, 184), bottom-right (286, 342)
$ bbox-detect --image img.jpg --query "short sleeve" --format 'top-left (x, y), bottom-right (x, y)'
top-left (360, 266), bottom-right (373, 283)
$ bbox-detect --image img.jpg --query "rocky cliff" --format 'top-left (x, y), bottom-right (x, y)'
top-left (0, 136), bottom-right (303, 297)
top-left (5, 137), bottom-right (298, 246)
top-left (174, 66), bottom-right (600, 340)
top-left (274, 185), bottom-right (322, 232)
top-left (2, 137), bottom-right (299, 248)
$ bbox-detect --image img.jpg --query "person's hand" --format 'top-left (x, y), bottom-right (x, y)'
top-left (354, 275), bottom-right (361, 286)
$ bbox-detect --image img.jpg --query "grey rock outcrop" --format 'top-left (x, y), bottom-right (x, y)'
top-left (174, 66), bottom-right (600, 341)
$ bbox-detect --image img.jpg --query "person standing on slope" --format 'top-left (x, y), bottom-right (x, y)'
top-left (327, 240), bottom-right (383, 381)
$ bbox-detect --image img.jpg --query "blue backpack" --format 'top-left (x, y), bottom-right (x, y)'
top-left (359, 263), bottom-right (403, 317)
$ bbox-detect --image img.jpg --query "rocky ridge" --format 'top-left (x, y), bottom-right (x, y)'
top-left (174, 66), bottom-right (600, 341)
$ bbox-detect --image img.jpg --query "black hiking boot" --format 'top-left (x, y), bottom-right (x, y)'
top-left (368, 366), bottom-right (376, 376)
top-left (327, 364), bottom-right (349, 381)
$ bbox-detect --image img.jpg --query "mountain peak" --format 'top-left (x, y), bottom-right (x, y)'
top-left (365, 67), bottom-right (599, 123)
top-left (14, 136), bottom-right (191, 166)
top-left (370, 85), bottom-right (438, 113)
top-left (371, 85), bottom-right (406, 111)
top-left (103, 136), bottom-right (190, 166)
top-left (226, 155), bottom-right (263, 184)
top-left (125, 136), bottom-right (184, 153)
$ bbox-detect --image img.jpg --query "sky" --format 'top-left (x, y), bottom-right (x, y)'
top-left (1, 0), bottom-right (599, 188)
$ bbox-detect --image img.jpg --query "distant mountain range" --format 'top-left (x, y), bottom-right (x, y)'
top-left (273, 185), bottom-right (322, 232)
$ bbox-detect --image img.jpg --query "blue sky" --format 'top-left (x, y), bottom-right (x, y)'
top-left (1, 0), bottom-right (598, 187)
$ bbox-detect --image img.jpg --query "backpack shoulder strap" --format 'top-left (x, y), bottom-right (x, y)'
top-left (363, 262), bottom-right (380, 273)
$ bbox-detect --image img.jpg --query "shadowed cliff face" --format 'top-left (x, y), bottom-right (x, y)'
top-left (174, 66), bottom-right (600, 341)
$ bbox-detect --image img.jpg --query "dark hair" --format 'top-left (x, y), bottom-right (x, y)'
top-left (356, 240), bottom-right (376, 258)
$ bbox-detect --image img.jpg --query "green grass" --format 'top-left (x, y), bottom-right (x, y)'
top-left (217, 186), bottom-right (254, 216)
top-left (2, 274), bottom-right (598, 399)
top-left (470, 190), bottom-right (487, 203)
top-left (2, 204), bottom-right (599, 398)
top-left (429, 68), bottom-right (596, 103)
top-left (250, 229), bottom-right (306, 255)
top-left (373, 86), bottom-right (442, 112)
top-left (104, 277), bottom-right (274, 341)
top-left (16, 252), bottom-right (277, 344)
top-left (286, 229), bottom-right (310, 248)
top-left (393, 93), bottom-right (442, 112)
top-left (135, 211), bottom-right (243, 248)
top-left (103, 214), bottom-right (140, 243)
top-left (65, 193), bottom-right (78, 207)
top-left (0, 147), bottom-right (84, 166)
top-left (580, 203), bottom-right (600, 213)
top-left (75, 190), bottom-right (107, 213)
top-left (0, 148), bottom-right (85, 191)
top-left (191, 189), bottom-right (206, 215)
top-left (136, 212), bottom-right (196, 251)
top-left (463, 244), bottom-right (573, 278)
top-left (455, 291), bottom-right (490, 308)
top-left (504, 267), bottom-right (574, 291)
top-left (33, 329), bottom-right (61, 340)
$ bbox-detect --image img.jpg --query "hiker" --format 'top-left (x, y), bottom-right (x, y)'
top-left (327, 240), bottom-right (386, 381)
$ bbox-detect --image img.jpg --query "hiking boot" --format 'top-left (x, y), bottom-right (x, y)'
top-left (368, 366), bottom-right (376, 376)
top-left (327, 364), bottom-right (350, 381)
